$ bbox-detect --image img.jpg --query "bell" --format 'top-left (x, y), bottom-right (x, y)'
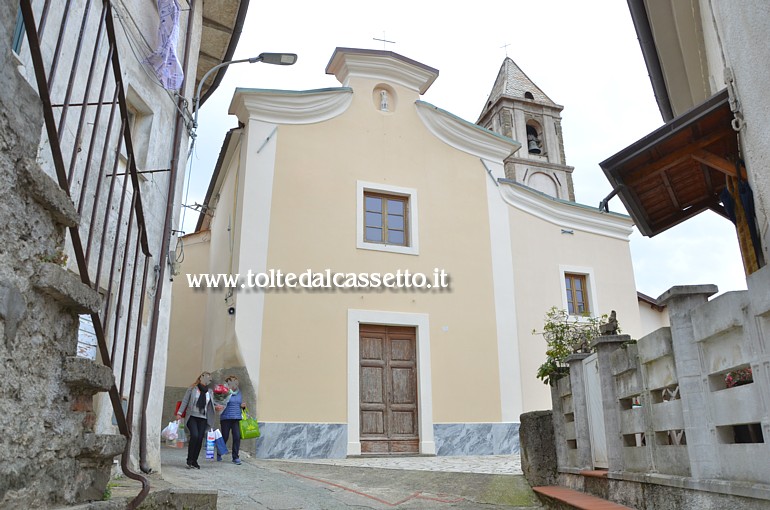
top-left (528, 139), bottom-right (541, 154)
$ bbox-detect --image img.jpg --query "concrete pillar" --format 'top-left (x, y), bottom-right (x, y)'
top-left (658, 284), bottom-right (719, 479)
top-left (593, 334), bottom-right (632, 473)
top-left (566, 353), bottom-right (593, 470)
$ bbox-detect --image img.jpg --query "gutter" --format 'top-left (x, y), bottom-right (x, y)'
top-left (198, 0), bottom-right (250, 107)
top-left (627, 0), bottom-right (675, 122)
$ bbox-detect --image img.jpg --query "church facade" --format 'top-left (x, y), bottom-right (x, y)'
top-left (166, 47), bottom-right (643, 458)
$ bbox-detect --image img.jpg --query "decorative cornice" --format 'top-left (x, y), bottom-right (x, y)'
top-left (415, 101), bottom-right (520, 162)
top-left (326, 48), bottom-right (439, 94)
top-left (229, 87), bottom-right (353, 125)
top-left (498, 179), bottom-right (634, 240)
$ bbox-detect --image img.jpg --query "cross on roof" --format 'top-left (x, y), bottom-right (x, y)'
top-left (373, 31), bottom-right (396, 50)
top-left (500, 43), bottom-right (511, 57)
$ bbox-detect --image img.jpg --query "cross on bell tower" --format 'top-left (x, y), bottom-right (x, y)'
top-left (476, 57), bottom-right (575, 201)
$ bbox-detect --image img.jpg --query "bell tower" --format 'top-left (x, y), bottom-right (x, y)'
top-left (477, 58), bottom-right (575, 201)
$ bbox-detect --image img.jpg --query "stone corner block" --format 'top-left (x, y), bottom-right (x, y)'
top-left (64, 356), bottom-right (114, 393)
top-left (33, 263), bottom-right (101, 313)
top-left (19, 159), bottom-right (80, 228)
top-left (594, 334), bottom-right (631, 348)
top-left (79, 433), bottom-right (126, 460)
top-left (657, 284), bottom-right (718, 305)
top-left (565, 353), bottom-right (591, 364)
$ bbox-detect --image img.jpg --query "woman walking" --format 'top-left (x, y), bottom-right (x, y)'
top-left (176, 371), bottom-right (217, 469)
top-left (218, 375), bottom-right (247, 465)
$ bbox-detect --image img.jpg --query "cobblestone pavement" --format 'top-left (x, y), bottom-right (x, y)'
top-left (143, 446), bottom-right (539, 509)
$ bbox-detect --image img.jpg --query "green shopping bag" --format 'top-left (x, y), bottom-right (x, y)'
top-left (240, 407), bottom-right (260, 439)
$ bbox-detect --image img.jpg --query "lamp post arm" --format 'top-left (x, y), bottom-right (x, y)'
top-left (193, 57), bottom-right (256, 130)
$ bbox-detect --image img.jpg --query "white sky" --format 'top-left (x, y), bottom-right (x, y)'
top-left (181, 0), bottom-right (747, 299)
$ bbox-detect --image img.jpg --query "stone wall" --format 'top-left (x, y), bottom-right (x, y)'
top-left (0, 5), bottom-right (122, 506)
top-left (548, 265), bottom-right (770, 508)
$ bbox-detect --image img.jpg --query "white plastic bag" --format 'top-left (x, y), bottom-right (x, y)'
top-left (161, 421), bottom-right (179, 441)
top-left (205, 429), bottom-right (216, 459)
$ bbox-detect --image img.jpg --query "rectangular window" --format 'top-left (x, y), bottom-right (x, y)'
top-left (364, 192), bottom-right (408, 246)
top-left (357, 181), bottom-right (418, 255)
top-left (565, 273), bottom-right (589, 315)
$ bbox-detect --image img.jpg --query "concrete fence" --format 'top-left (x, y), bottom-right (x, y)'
top-left (550, 264), bottom-right (770, 503)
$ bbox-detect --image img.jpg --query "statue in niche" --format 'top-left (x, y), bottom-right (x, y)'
top-left (379, 90), bottom-right (389, 112)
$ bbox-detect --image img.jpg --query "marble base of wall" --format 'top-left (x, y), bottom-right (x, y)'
top-left (434, 423), bottom-right (520, 456)
top-left (255, 423), bottom-right (348, 459)
top-left (253, 422), bottom-right (520, 459)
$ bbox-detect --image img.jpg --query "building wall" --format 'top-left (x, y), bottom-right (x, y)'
top-left (638, 300), bottom-right (669, 334)
top-left (505, 192), bottom-right (641, 413)
top-left (235, 76), bottom-right (504, 426)
top-left (706, 0), bottom-right (770, 261)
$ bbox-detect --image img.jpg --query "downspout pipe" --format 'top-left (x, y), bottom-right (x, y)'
top-left (627, 0), bottom-right (675, 122)
top-left (138, 0), bottom-right (196, 474)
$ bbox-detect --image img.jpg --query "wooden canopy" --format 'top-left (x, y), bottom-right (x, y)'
top-left (600, 89), bottom-right (741, 237)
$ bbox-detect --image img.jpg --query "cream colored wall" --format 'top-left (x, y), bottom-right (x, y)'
top-left (638, 301), bottom-right (670, 335)
top-left (202, 136), bottom-right (245, 374)
top-left (235, 77), bottom-right (504, 424)
top-left (166, 231), bottom-right (210, 387)
top-left (508, 204), bottom-right (642, 413)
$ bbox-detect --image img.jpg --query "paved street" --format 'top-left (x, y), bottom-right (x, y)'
top-left (114, 446), bottom-right (542, 509)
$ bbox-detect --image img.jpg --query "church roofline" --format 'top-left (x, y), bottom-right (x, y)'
top-left (229, 86), bottom-right (353, 124)
top-left (498, 178), bottom-right (634, 240)
top-left (326, 47), bottom-right (439, 94)
top-left (415, 100), bottom-right (521, 161)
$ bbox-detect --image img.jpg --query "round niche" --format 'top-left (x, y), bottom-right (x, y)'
top-left (373, 84), bottom-right (397, 113)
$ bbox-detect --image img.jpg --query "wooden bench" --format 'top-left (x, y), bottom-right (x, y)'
top-left (533, 486), bottom-right (634, 509)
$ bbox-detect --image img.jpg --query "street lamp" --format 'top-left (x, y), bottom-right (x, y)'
top-left (192, 52), bottom-right (297, 131)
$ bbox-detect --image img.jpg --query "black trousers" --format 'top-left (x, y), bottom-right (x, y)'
top-left (220, 419), bottom-right (241, 459)
top-left (186, 416), bottom-right (208, 464)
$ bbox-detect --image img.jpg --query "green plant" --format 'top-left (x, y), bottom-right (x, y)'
top-left (533, 307), bottom-right (609, 386)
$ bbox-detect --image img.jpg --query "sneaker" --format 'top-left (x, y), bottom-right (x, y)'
top-left (186, 462), bottom-right (193, 469)
top-left (216, 454), bottom-right (222, 462)
top-left (232, 458), bottom-right (241, 465)
top-left (192, 461), bottom-right (201, 469)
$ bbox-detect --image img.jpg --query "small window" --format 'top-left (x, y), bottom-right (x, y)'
top-left (364, 192), bottom-right (408, 246)
top-left (357, 181), bottom-right (419, 255)
top-left (524, 91), bottom-right (534, 100)
top-left (565, 273), bottom-right (589, 315)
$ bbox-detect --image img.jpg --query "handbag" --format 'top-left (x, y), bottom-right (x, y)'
top-left (213, 428), bottom-right (229, 455)
top-left (240, 407), bottom-right (261, 439)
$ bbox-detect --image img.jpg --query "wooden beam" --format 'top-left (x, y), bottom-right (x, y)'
top-left (660, 172), bottom-right (681, 210)
top-left (202, 17), bottom-right (234, 34)
top-left (691, 149), bottom-right (747, 179)
top-left (625, 130), bottom-right (730, 185)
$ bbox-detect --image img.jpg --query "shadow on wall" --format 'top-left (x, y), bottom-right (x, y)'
top-left (162, 366), bottom-right (257, 452)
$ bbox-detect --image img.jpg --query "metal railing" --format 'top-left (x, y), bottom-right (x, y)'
top-left (18, 0), bottom-right (161, 506)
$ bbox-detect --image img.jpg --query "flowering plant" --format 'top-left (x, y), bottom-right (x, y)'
top-left (725, 367), bottom-right (753, 388)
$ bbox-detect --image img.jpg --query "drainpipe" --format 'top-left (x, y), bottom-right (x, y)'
top-left (627, 0), bottom-right (675, 122)
top-left (138, 0), bottom-right (196, 474)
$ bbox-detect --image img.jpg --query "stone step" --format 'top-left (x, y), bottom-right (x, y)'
top-left (32, 262), bottom-right (101, 314)
top-left (64, 356), bottom-right (114, 394)
top-left (19, 159), bottom-right (79, 228)
top-left (78, 433), bottom-right (126, 460)
top-left (533, 486), bottom-right (634, 510)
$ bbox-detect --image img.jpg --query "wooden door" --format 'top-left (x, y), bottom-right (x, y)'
top-left (359, 325), bottom-right (419, 454)
top-left (583, 353), bottom-right (608, 468)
